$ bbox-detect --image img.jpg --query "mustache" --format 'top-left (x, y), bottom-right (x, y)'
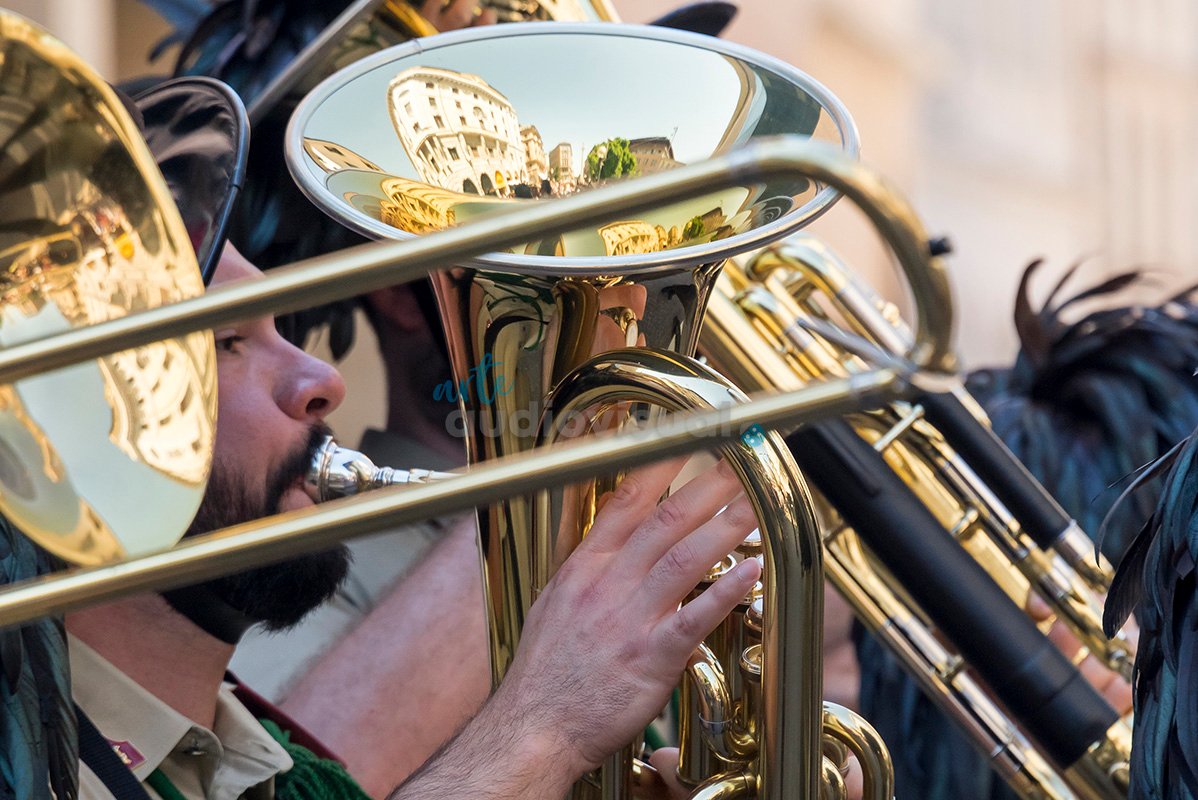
top-left (264, 423), bottom-right (334, 514)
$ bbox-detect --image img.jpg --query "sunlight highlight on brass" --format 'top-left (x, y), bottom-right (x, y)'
top-left (0, 11), bottom-right (214, 564)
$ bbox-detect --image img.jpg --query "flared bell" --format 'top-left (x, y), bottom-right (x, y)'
top-left (288, 23), bottom-right (856, 266)
top-left (0, 12), bottom-right (215, 565)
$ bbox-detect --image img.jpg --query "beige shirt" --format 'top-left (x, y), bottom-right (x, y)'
top-left (70, 637), bottom-right (293, 800)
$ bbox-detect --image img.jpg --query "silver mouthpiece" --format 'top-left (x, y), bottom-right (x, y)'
top-left (305, 436), bottom-right (456, 502)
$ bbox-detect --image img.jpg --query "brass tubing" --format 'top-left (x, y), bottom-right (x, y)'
top-left (538, 351), bottom-right (825, 800)
top-left (0, 138), bottom-right (954, 385)
top-left (685, 644), bottom-right (754, 763)
top-left (750, 243), bottom-right (1132, 678)
top-left (690, 772), bottom-right (756, 800)
top-left (0, 370), bottom-right (901, 630)
top-left (820, 758), bottom-right (848, 800)
top-left (821, 702), bottom-right (895, 800)
top-left (755, 237), bottom-right (1118, 595)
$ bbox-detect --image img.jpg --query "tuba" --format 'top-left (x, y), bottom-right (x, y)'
top-left (286, 22), bottom-right (918, 800)
top-left (699, 239), bottom-right (1133, 799)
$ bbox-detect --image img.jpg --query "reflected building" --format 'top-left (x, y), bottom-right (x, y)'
top-left (521, 124), bottom-right (548, 187)
top-left (302, 139), bottom-right (382, 173)
top-left (548, 142), bottom-right (575, 193)
top-left (388, 66), bottom-right (528, 197)
top-left (376, 175), bottom-right (463, 233)
top-left (628, 137), bottom-right (681, 175)
top-left (598, 220), bottom-right (665, 256)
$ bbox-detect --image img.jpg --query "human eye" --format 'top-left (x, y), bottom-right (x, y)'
top-left (214, 333), bottom-right (247, 354)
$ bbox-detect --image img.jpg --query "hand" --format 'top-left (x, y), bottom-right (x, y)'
top-left (495, 456), bottom-right (761, 776)
top-left (419, 0), bottom-right (498, 31)
top-left (1026, 592), bottom-right (1134, 714)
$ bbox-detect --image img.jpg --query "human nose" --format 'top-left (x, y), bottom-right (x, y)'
top-left (277, 346), bottom-right (347, 422)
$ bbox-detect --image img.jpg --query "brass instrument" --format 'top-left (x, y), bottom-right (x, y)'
top-left (288, 22), bottom-right (913, 800)
top-left (699, 240), bottom-right (1132, 799)
top-left (747, 237), bottom-right (1128, 673)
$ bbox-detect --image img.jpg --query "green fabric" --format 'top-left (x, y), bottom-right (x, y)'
top-left (258, 718), bottom-right (372, 800)
top-left (146, 721), bottom-right (371, 800)
top-left (146, 768), bottom-right (187, 800)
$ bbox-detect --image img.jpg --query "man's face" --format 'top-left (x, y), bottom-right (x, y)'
top-left (183, 244), bottom-right (351, 631)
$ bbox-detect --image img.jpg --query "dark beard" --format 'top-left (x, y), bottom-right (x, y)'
top-left (181, 423), bottom-right (350, 632)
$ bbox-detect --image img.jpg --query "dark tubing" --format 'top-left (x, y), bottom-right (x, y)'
top-left (917, 391), bottom-right (1073, 549)
top-left (786, 419), bottom-right (1117, 767)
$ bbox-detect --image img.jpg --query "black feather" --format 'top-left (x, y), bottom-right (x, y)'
top-left (1108, 428), bottom-right (1198, 799)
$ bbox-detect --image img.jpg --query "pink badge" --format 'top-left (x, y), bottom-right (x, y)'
top-left (106, 740), bottom-right (145, 769)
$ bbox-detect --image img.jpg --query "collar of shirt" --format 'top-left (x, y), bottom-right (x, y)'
top-left (70, 635), bottom-right (293, 799)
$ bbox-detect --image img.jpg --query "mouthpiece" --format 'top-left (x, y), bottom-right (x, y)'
top-left (305, 436), bottom-right (456, 502)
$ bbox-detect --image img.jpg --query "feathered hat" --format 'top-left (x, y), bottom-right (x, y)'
top-left (966, 260), bottom-right (1198, 560)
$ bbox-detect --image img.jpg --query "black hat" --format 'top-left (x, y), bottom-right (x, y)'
top-left (648, 2), bottom-right (738, 37)
top-left (131, 76), bottom-right (249, 283)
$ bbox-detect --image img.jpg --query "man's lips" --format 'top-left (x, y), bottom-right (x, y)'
top-left (278, 483), bottom-right (315, 513)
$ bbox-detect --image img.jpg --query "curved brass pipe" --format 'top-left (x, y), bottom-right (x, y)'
top-left (821, 703), bottom-right (894, 800)
top-left (685, 644), bottom-right (755, 763)
top-left (819, 758), bottom-right (848, 800)
top-left (538, 349), bottom-right (823, 800)
top-left (690, 771), bottom-right (757, 800)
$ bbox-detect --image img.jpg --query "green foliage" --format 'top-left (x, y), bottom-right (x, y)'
top-left (683, 215), bottom-right (705, 239)
top-left (585, 138), bottom-right (638, 181)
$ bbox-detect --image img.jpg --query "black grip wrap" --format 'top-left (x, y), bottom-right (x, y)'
top-left (786, 419), bottom-right (1118, 767)
top-left (917, 391), bottom-right (1073, 548)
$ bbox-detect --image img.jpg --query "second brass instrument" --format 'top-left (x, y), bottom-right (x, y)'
top-left (699, 240), bottom-right (1132, 799)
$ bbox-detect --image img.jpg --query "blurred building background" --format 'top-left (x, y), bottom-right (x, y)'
top-left (9, 0), bottom-right (1197, 439)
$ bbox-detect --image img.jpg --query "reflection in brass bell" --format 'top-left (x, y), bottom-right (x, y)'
top-left (0, 12), bottom-right (215, 565)
top-left (288, 24), bottom-right (846, 259)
